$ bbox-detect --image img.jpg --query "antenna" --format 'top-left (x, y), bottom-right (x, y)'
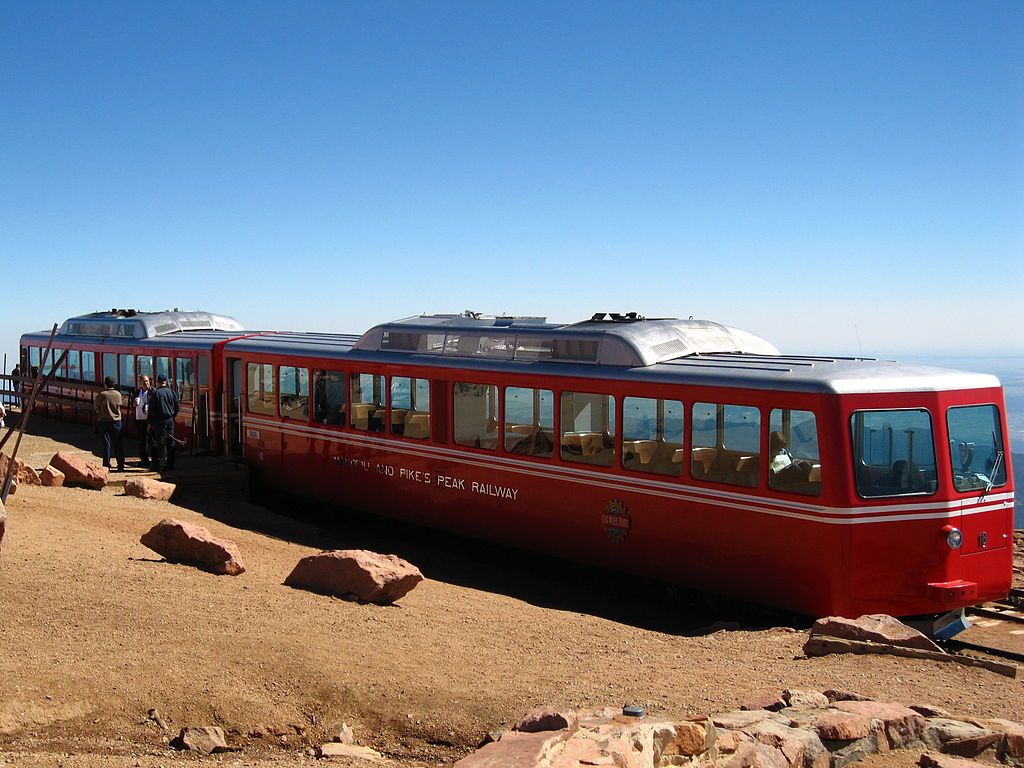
top-left (854, 324), bottom-right (863, 356)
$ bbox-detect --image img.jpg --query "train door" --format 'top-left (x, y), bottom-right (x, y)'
top-left (226, 357), bottom-right (243, 457)
top-left (195, 354), bottom-right (211, 454)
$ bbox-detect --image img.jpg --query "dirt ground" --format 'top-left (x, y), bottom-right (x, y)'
top-left (0, 415), bottom-right (1021, 767)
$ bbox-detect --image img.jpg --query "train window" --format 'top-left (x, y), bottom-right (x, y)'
top-left (947, 405), bottom-right (1007, 492)
top-left (81, 351), bottom-right (96, 383)
top-left (350, 372), bottom-right (385, 432)
top-left (118, 355), bottom-right (136, 392)
top-left (29, 347), bottom-right (40, 368)
top-left (381, 330), bottom-right (445, 353)
top-left (66, 350), bottom-right (81, 381)
top-left (560, 392), bottom-right (615, 467)
top-left (767, 409), bottom-right (821, 496)
top-left (278, 366), bottom-right (309, 420)
top-left (454, 382), bottom-right (499, 450)
top-left (504, 387), bottom-right (554, 457)
top-left (851, 409), bottom-right (937, 497)
top-left (137, 356), bottom-right (154, 382)
top-left (622, 397), bottom-right (683, 476)
top-left (197, 355), bottom-right (210, 387)
top-left (390, 377), bottom-right (430, 439)
top-left (246, 363), bottom-right (275, 416)
top-left (102, 353), bottom-right (116, 385)
top-left (176, 358), bottom-right (195, 404)
top-left (155, 356), bottom-right (171, 382)
top-left (691, 403), bottom-right (761, 487)
top-left (313, 370), bottom-right (347, 426)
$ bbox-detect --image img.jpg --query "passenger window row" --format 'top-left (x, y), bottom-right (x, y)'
top-left (244, 364), bottom-right (822, 496)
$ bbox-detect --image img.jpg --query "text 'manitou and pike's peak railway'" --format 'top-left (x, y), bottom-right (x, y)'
top-left (18, 307), bottom-right (1015, 624)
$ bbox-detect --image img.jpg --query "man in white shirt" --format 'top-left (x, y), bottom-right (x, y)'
top-left (134, 375), bottom-right (152, 468)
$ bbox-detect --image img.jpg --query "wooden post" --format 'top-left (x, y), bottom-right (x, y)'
top-left (1, 325), bottom-right (63, 503)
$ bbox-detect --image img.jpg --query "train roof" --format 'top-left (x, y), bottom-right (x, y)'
top-left (57, 309), bottom-right (245, 339)
top-left (221, 319), bottom-right (1001, 396)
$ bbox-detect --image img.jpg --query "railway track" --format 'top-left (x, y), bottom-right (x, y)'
top-left (954, 591), bottom-right (1024, 665)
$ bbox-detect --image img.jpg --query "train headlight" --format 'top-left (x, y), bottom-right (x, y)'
top-left (942, 525), bottom-right (962, 550)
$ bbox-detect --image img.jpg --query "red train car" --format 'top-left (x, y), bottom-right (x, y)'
top-left (22, 310), bottom-right (1015, 621)
top-left (20, 309), bottom-right (252, 455)
top-left (219, 312), bottom-right (1014, 621)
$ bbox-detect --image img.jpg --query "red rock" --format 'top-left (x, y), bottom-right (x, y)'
top-left (713, 710), bottom-right (777, 730)
top-left (814, 712), bottom-right (874, 741)
top-left (513, 706), bottom-right (577, 734)
top-left (140, 518), bottom-right (245, 576)
top-left (40, 465), bottom-right (64, 487)
top-left (823, 690), bottom-right (874, 703)
top-left (49, 451), bottom-right (107, 490)
top-left (171, 726), bottom-right (228, 754)
top-left (809, 614), bottom-right (941, 652)
top-left (783, 689), bottom-right (829, 709)
top-left (912, 704), bottom-right (954, 718)
top-left (453, 729), bottom-right (571, 767)
top-left (125, 477), bottom-right (175, 501)
top-left (0, 452), bottom-right (41, 486)
top-left (944, 733), bottom-right (1001, 758)
top-left (718, 731), bottom-right (755, 754)
top-left (834, 701), bottom-right (926, 749)
top-left (284, 549), bottom-right (422, 604)
top-left (919, 753), bottom-right (990, 768)
top-left (721, 741), bottom-right (790, 768)
top-left (665, 721), bottom-right (707, 756)
top-left (1002, 733), bottom-right (1024, 760)
top-left (742, 693), bottom-right (787, 712)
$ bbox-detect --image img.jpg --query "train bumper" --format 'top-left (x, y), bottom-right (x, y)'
top-left (926, 579), bottom-right (978, 607)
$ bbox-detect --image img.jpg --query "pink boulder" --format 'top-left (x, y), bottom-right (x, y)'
top-left (0, 452), bottom-right (41, 486)
top-left (808, 614), bottom-right (942, 652)
top-left (125, 477), bottom-right (175, 501)
top-left (40, 465), bottom-right (65, 487)
top-left (140, 518), bottom-right (245, 576)
top-left (284, 549), bottom-right (423, 604)
top-left (49, 452), bottom-right (107, 490)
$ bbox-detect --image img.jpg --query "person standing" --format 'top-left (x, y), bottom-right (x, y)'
top-left (133, 375), bottom-right (152, 468)
top-left (148, 373), bottom-right (179, 472)
top-left (93, 376), bottom-right (125, 471)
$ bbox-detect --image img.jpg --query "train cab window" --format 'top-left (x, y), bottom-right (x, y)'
top-left (691, 403), bottom-right (761, 487)
top-left (314, 370), bottom-right (347, 426)
top-left (136, 355), bottom-right (153, 383)
top-left (246, 363), bottom-right (276, 416)
top-left (622, 397), bottom-right (683, 476)
top-left (851, 409), bottom-right (937, 497)
top-left (390, 377), bottom-right (430, 439)
top-left (176, 358), bottom-right (195, 404)
top-left (279, 366), bottom-right (309, 420)
top-left (66, 350), bottom-right (81, 381)
top-left (504, 387), bottom-right (554, 457)
top-left (81, 352), bottom-right (96, 383)
top-left (560, 392), bottom-right (615, 467)
top-left (102, 353), bottom-right (117, 386)
top-left (767, 409), bottom-right (821, 496)
top-left (454, 382), bottom-right (499, 450)
top-left (118, 355), bottom-right (136, 393)
top-left (350, 372), bottom-right (385, 432)
top-left (155, 356), bottom-right (171, 382)
top-left (947, 405), bottom-right (1007, 492)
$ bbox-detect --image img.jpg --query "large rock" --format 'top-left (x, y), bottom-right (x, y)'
top-left (49, 451), bottom-right (107, 490)
top-left (284, 549), bottom-right (423, 604)
top-left (746, 717), bottom-right (830, 768)
top-left (40, 465), bottom-right (64, 487)
top-left (125, 477), bottom-right (175, 501)
top-left (782, 690), bottom-right (830, 710)
top-left (833, 701), bottom-right (926, 749)
top-left (808, 614), bottom-right (942, 652)
top-left (171, 726), bottom-right (228, 754)
top-left (140, 518), bottom-right (246, 576)
top-left (813, 712), bottom-right (874, 741)
top-left (454, 729), bottom-right (573, 767)
top-left (0, 451), bottom-right (41, 486)
top-left (318, 742), bottom-right (386, 762)
top-left (513, 706), bottom-right (577, 734)
top-left (923, 719), bottom-right (999, 757)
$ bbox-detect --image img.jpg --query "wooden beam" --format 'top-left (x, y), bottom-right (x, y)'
top-left (804, 635), bottom-right (1017, 678)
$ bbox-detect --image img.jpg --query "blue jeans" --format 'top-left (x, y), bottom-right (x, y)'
top-left (100, 420), bottom-right (125, 469)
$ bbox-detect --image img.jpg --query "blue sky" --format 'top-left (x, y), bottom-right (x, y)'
top-left (1, 1), bottom-right (1022, 369)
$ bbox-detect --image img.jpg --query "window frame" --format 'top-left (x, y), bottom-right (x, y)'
top-left (620, 395), bottom-right (685, 477)
top-left (850, 407), bottom-right (939, 499)
top-left (945, 403), bottom-right (1007, 493)
top-left (246, 361), bottom-right (276, 416)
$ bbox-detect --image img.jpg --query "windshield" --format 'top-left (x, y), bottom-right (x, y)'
top-left (947, 405), bottom-right (1006, 492)
top-left (851, 409), bottom-right (937, 497)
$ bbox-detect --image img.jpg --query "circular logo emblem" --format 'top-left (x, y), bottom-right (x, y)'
top-left (602, 498), bottom-right (631, 543)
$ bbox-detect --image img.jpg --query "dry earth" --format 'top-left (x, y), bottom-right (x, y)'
top-left (0, 415), bottom-right (1021, 767)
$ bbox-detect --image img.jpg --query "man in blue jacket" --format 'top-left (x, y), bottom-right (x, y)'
top-left (147, 373), bottom-right (179, 472)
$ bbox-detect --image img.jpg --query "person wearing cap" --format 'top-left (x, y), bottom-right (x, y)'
top-left (93, 376), bottom-right (125, 471)
top-left (147, 373), bottom-right (180, 472)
